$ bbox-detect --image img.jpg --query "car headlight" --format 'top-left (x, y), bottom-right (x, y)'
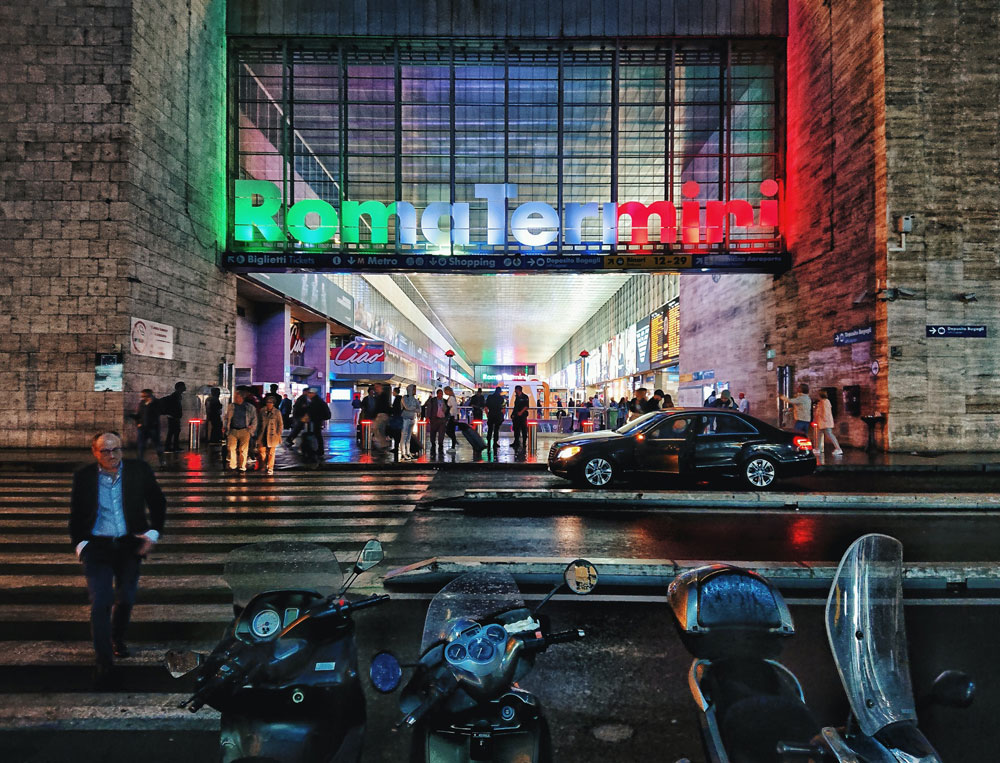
top-left (557, 446), bottom-right (581, 459)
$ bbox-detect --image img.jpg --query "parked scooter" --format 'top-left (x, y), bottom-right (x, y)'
top-left (166, 539), bottom-right (389, 763)
top-left (668, 534), bottom-right (975, 763)
top-left (369, 559), bottom-right (599, 762)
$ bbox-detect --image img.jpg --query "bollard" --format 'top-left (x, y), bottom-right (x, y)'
top-left (360, 420), bottom-right (373, 450)
top-left (809, 421), bottom-right (820, 452)
top-left (526, 420), bottom-right (538, 453)
top-left (188, 419), bottom-right (202, 449)
top-left (582, 421), bottom-right (594, 433)
top-left (471, 419), bottom-right (485, 438)
top-left (416, 419), bottom-right (428, 450)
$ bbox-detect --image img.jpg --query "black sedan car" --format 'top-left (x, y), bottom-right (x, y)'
top-left (548, 408), bottom-right (816, 489)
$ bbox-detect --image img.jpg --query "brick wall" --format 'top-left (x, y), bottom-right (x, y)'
top-left (0, 0), bottom-right (231, 449)
top-left (680, 0), bottom-right (888, 449)
top-left (882, 0), bottom-right (1000, 451)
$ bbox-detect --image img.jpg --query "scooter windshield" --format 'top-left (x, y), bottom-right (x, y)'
top-left (825, 534), bottom-right (916, 736)
top-left (223, 540), bottom-right (344, 609)
top-left (421, 571), bottom-right (525, 654)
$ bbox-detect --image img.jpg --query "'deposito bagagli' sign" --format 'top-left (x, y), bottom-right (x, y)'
top-left (834, 324), bottom-right (874, 346)
top-left (130, 317), bottom-right (174, 360)
top-left (926, 325), bottom-right (988, 338)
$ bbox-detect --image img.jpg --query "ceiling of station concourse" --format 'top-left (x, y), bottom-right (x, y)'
top-left (397, 273), bottom-right (633, 366)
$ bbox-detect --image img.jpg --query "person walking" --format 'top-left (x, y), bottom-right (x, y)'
top-left (628, 388), bottom-right (649, 420)
top-left (70, 432), bottom-right (165, 687)
top-left (224, 389), bottom-right (257, 472)
top-left (425, 388), bottom-right (448, 457)
top-left (278, 393), bottom-right (293, 428)
top-left (303, 387), bottom-right (331, 464)
top-left (443, 386), bottom-right (460, 452)
top-left (372, 383), bottom-right (392, 450)
top-left (814, 389), bottom-right (843, 456)
top-left (737, 392), bottom-right (750, 414)
top-left (399, 384), bottom-right (421, 460)
top-left (485, 386), bottom-right (505, 450)
top-left (284, 389), bottom-right (311, 448)
top-left (206, 387), bottom-right (224, 445)
top-left (161, 381), bottom-right (186, 452)
top-left (511, 385), bottom-right (530, 449)
top-left (780, 383), bottom-right (814, 434)
top-left (713, 389), bottom-right (738, 409)
top-left (256, 395), bottom-right (284, 475)
top-left (133, 389), bottom-right (165, 467)
top-left (470, 388), bottom-right (486, 421)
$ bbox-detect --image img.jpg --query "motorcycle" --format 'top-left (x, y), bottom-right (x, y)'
top-left (369, 559), bottom-right (599, 762)
top-left (166, 538), bottom-right (389, 763)
top-left (668, 534), bottom-right (974, 763)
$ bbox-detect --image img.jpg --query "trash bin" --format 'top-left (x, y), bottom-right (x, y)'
top-left (188, 419), bottom-right (202, 450)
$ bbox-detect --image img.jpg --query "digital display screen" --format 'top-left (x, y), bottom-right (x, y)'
top-left (329, 388), bottom-right (353, 401)
top-left (650, 298), bottom-right (679, 365)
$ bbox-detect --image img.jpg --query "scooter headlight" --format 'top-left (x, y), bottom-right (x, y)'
top-left (557, 446), bottom-right (581, 459)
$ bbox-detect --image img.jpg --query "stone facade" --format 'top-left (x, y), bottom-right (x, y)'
top-left (0, 0), bottom-right (231, 448)
top-left (681, 0), bottom-right (890, 450)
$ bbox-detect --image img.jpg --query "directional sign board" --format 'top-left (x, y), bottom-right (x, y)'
top-left (926, 325), bottom-right (988, 338)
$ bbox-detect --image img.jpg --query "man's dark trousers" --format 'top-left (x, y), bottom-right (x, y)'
top-left (487, 416), bottom-right (503, 446)
top-left (511, 417), bottom-right (528, 448)
top-left (136, 426), bottom-right (163, 460)
top-left (164, 416), bottom-right (181, 451)
top-left (82, 537), bottom-right (142, 666)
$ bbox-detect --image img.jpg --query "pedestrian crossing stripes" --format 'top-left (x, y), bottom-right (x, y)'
top-left (0, 468), bottom-right (434, 732)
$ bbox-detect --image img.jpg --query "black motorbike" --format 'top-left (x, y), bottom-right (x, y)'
top-left (369, 559), bottom-right (599, 762)
top-left (167, 538), bottom-right (389, 763)
top-left (668, 534), bottom-right (974, 763)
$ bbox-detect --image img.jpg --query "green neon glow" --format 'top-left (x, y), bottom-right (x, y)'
top-left (341, 200), bottom-right (391, 244)
top-left (234, 180), bottom-right (283, 241)
top-left (286, 199), bottom-right (339, 244)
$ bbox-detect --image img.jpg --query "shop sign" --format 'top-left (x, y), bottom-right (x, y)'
top-left (834, 324), bottom-right (874, 346)
top-left (926, 325), bottom-right (987, 338)
top-left (289, 323), bottom-right (306, 355)
top-left (130, 317), bottom-right (173, 359)
top-left (234, 179), bottom-right (781, 251)
top-left (331, 340), bottom-right (386, 366)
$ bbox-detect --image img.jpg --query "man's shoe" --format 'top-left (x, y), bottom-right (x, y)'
top-left (446, 446), bottom-right (456, 452)
top-left (832, 449), bottom-right (844, 456)
top-left (238, 466), bottom-right (247, 472)
top-left (112, 641), bottom-right (130, 658)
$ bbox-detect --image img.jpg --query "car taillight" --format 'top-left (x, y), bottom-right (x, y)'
top-left (793, 436), bottom-right (812, 451)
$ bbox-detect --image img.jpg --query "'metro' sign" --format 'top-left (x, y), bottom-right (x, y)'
top-left (234, 179), bottom-right (780, 249)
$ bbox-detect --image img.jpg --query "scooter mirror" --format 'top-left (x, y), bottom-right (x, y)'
top-left (355, 539), bottom-right (384, 573)
top-left (369, 651), bottom-right (403, 693)
top-left (165, 649), bottom-right (203, 678)
top-left (564, 559), bottom-right (599, 594)
top-left (929, 670), bottom-right (975, 709)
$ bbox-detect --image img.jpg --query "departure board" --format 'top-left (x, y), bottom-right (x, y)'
top-left (650, 298), bottom-right (680, 365)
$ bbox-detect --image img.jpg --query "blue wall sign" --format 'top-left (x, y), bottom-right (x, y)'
top-left (926, 325), bottom-right (988, 338)
top-left (834, 324), bottom-right (874, 345)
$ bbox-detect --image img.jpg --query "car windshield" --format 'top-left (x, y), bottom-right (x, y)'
top-left (421, 571), bottom-right (525, 654)
top-left (223, 540), bottom-right (345, 609)
top-left (825, 534), bottom-right (917, 736)
top-left (615, 412), bottom-right (660, 435)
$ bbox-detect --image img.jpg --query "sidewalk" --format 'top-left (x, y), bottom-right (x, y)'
top-left (2, 422), bottom-right (1000, 473)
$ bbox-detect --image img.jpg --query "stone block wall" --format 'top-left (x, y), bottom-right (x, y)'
top-left (680, 0), bottom-right (888, 449)
top-left (0, 0), bottom-right (232, 449)
top-left (882, 0), bottom-right (1000, 451)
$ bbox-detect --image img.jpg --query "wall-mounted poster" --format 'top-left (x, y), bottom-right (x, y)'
top-left (94, 353), bottom-right (123, 392)
top-left (130, 317), bottom-right (174, 359)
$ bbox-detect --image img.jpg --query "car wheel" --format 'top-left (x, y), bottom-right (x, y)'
top-left (743, 456), bottom-right (777, 489)
top-left (578, 456), bottom-right (615, 487)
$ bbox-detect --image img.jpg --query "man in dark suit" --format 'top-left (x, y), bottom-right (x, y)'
top-left (70, 431), bottom-right (166, 686)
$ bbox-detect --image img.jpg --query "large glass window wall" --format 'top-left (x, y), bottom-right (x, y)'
top-left (232, 39), bottom-right (781, 257)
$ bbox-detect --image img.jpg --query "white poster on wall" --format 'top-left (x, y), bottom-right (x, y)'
top-left (130, 317), bottom-right (174, 360)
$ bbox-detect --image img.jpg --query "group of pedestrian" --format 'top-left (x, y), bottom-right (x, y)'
top-left (132, 381), bottom-right (188, 467)
top-left (780, 383), bottom-right (843, 456)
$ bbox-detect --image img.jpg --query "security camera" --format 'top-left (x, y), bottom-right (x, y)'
top-left (959, 293), bottom-right (978, 303)
top-left (895, 287), bottom-right (917, 298)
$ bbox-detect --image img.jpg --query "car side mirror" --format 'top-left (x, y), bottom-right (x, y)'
top-left (369, 651), bottom-right (402, 693)
top-left (929, 670), bottom-right (975, 709)
top-left (564, 559), bottom-right (599, 594)
top-left (355, 539), bottom-right (384, 573)
top-left (165, 649), bottom-right (204, 678)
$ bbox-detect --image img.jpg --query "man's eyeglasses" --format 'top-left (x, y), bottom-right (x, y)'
top-left (97, 447), bottom-right (122, 454)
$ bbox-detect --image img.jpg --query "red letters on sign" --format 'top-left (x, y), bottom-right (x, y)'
top-left (331, 341), bottom-right (386, 366)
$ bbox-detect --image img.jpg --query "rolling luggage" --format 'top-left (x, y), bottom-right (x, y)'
top-left (457, 421), bottom-right (487, 451)
top-left (410, 433), bottom-right (423, 455)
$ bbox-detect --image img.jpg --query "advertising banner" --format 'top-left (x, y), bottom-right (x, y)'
top-left (130, 317), bottom-right (173, 360)
top-left (94, 353), bottom-right (123, 392)
top-left (636, 317), bottom-right (651, 373)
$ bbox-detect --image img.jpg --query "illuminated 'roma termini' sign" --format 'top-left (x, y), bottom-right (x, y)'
top-left (234, 179), bottom-right (780, 249)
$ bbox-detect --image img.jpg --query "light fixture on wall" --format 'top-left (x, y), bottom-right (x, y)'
top-left (853, 289), bottom-right (874, 304)
top-left (958, 292), bottom-right (978, 303)
top-left (878, 286), bottom-right (917, 301)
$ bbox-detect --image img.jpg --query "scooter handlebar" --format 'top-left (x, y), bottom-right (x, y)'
top-left (776, 741), bottom-right (832, 760)
top-left (344, 593), bottom-right (390, 613)
top-left (546, 628), bottom-right (586, 645)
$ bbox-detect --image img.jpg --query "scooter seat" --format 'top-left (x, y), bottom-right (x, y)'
top-left (721, 694), bottom-right (820, 763)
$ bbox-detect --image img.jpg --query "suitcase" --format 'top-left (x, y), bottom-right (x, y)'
top-left (410, 434), bottom-right (423, 455)
top-left (458, 421), bottom-right (487, 451)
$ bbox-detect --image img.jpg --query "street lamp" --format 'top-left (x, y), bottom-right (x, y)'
top-left (579, 350), bottom-right (589, 399)
top-left (445, 349), bottom-right (455, 387)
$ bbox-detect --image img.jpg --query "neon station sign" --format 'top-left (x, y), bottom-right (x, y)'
top-left (227, 178), bottom-right (786, 274)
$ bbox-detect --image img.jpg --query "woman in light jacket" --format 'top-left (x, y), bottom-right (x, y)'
top-left (400, 384), bottom-right (421, 460)
top-left (813, 389), bottom-right (843, 457)
top-left (256, 395), bottom-right (284, 474)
